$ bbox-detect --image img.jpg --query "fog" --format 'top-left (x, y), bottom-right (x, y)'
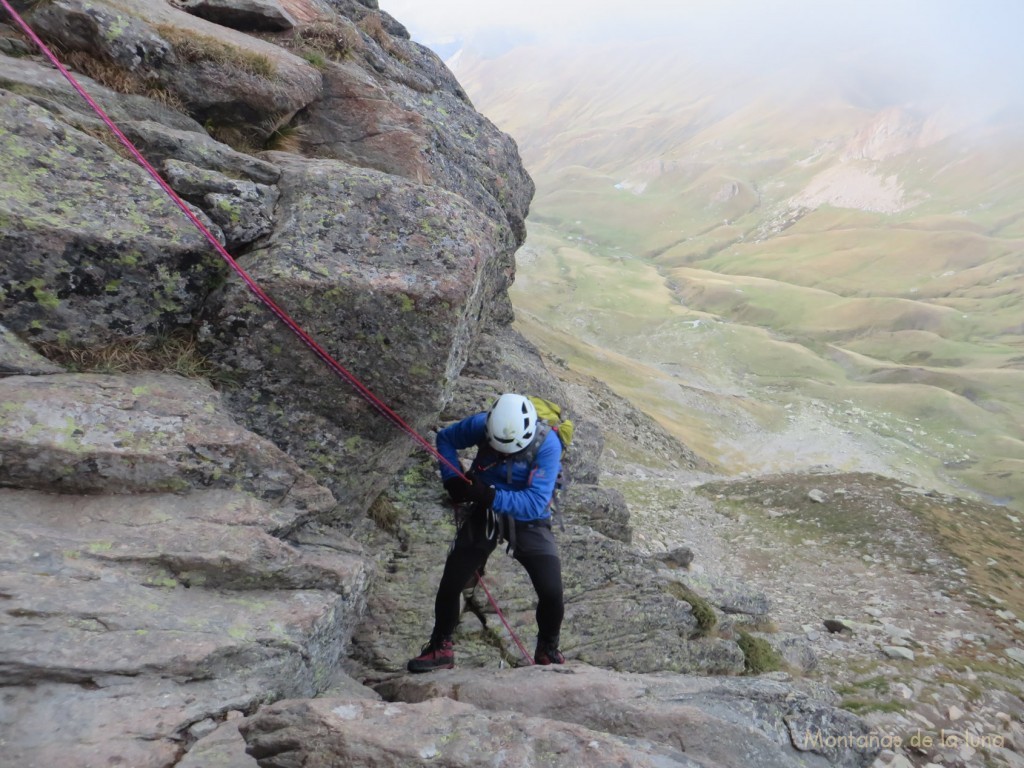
top-left (381, 0), bottom-right (1024, 118)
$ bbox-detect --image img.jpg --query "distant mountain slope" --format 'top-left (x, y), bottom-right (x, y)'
top-left (454, 42), bottom-right (1024, 509)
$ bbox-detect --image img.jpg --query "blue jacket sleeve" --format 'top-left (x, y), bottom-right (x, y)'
top-left (436, 412), bottom-right (488, 481)
top-left (492, 429), bottom-right (562, 522)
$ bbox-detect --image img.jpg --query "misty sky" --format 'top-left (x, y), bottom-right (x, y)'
top-left (380, 1), bottom-right (1024, 112)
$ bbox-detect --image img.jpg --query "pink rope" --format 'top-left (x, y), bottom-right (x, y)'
top-left (474, 571), bottom-right (534, 665)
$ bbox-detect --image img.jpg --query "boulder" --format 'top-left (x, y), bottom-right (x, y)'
top-left (163, 158), bottom-right (279, 249)
top-left (0, 487), bottom-right (361, 591)
top-left (182, 0), bottom-right (298, 32)
top-left (882, 646), bottom-right (915, 661)
top-left (0, 52), bottom-right (201, 130)
top-left (178, 721), bottom-right (258, 768)
top-left (375, 665), bottom-right (879, 768)
top-left (298, 39), bottom-right (533, 241)
top-left (201, 154), bottom-right (512, 520)
top-left (0, 369), bottom-right (375, 767)
top-left (24, 0), bottom-right (322, 137)
top-left (0, 323), bottom-right (64, 375)
top-left (823, 619), bottom-right (852, 634)
top-left (658, 546), bottom-right (696, 569)
top-left (678, 573), bottom-right (773, 618)
top-left (119, 120), bottom-right (282, 185)
top-left (559, 531), bottom-right (743, 673)
top-left (0, 484), bottom-right (372, 767)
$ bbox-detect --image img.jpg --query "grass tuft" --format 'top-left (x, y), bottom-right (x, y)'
top-left (264, 122), bottom-right (305, 153)
top-left (357, 12), bottom-right (402, 59)
top-left (294, 20), bottom-right (364, 62)
top-left (737, 631), bottom-right (784, 674)
top-left (62, 50), bottom-right (186, 111)
top-left (300, 49), bottom-right (328, 69)
top-left (204, 120), bottom-right (263, 155)
top-left (368, 494), bottom-right (402, 537)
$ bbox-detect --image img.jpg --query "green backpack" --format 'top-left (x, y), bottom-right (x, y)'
top-left (528, 396), bottom-right (574, 451)
top-left (523, 396), bottom-right (572, 530)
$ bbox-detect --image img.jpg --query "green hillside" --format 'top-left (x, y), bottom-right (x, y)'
top-left (455, 45), bottom-right (1024, 511)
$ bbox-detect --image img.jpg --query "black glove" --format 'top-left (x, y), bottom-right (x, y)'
top-left (466, 476), bottom-right (496, 509)
top-left (443, 477), bottom-right (472, 504)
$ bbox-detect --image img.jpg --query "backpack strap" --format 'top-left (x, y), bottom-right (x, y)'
top-left (503, 421), bottom-right (551, 483)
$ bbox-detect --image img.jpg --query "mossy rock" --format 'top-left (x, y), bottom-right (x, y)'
top-left (664, 581), bottom-right (718, 637)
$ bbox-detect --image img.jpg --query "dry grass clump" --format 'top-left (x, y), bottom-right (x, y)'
top-left (263, 122), bottom-right (305, 153)
top-left (368, 494), bottom-right (402, 536)
top-left (357, 12), bottom-right (402, 59)
top-left (62, 49), bottom-right (186, 110)
top-left (156, 25), bottom-right (276, 78)
top-left (295, 19), bottom-right (363, 64)
top-left (209, 117), bottom-right (305, 155)
top-left (35, 332), bottom-right (224, 381)
top-left (203, 120), bottom-right (263, 155)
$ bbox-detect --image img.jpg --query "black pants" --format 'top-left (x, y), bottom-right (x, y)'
top-left (432, 510), bottom-right (564, 646)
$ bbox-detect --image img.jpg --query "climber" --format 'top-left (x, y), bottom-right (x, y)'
top-left (407, 393), bottom-right (565, 672)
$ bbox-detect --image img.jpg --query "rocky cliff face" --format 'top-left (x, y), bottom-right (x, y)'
top-left (0, 1), bottom-right (875, 766)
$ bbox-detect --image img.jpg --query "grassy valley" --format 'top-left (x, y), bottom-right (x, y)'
top-left (455, 43), bottom-right (1024, 510)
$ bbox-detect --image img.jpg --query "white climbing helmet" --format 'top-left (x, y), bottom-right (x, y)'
top-left (485, 393), bottom-right (538, 454)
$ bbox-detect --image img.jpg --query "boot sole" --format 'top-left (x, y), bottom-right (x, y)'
top-left (407, 662), bottom-right (455, 673)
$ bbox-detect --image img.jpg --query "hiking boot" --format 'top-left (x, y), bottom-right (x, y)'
top-left (407, 637), bottom-right (455, 673)
top-left (534, 640), bottom-right (564, 665)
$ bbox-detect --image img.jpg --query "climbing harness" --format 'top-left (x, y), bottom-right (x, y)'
top-left (0, 0), bottom-right (534, 666)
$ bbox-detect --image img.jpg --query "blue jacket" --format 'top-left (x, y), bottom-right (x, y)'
top-left (436, 411), bottom-right (562, 522)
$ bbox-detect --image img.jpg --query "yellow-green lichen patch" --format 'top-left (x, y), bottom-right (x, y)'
top-left (27, 278), bottom-right (60, 309)
top-left (104, 14), bottom-right (131, 44)
top-left (215, 196), bottom-right (243, 225)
